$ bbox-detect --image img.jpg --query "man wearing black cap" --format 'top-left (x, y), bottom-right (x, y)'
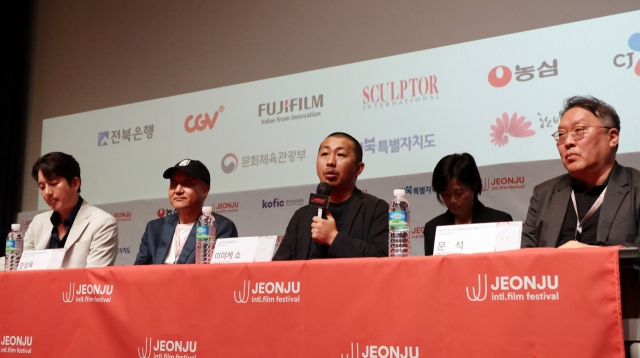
top-left (134, 159), bottom-right (238, 264)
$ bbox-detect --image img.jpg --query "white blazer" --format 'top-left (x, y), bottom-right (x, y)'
top-left (23, 201), bottom-right (119, 268)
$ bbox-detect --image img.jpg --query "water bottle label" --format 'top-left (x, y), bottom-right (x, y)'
top-left (389, 212), bottom-right (409, 227)
top-left (196, 226), bottom-right (209, 240)
top-left (6, 240), bottom-right (17, 252)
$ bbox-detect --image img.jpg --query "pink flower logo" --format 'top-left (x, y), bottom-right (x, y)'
top-left (490, 112), bottom-right (536, 147)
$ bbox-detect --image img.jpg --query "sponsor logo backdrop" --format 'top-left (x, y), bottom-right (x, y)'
top-left (36, 12), bottom-right (640, 208)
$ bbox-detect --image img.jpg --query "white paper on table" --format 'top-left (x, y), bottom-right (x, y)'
top-left (254, 236), bottom-right (278, 262)
top-left (17, 249), bottom-right (67, 270)
top-left (433, 221), bottom-right (522, 256)
top-left (211, 237), bottom-right (259, 264)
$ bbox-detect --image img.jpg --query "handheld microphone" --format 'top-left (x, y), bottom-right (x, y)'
top-left (309, 182), bottom-right (331, 219)
top-left (307, 182), bottom-right (331, 259)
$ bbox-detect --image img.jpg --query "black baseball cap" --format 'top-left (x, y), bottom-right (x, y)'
top-left (163, 159), bottom-right (211, 185)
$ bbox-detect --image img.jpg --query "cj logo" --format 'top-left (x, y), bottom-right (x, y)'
top-left (62, 283), bottom-right (75, 303)
top-left (138, 337), bottom-right (152, 358)
top-left (184, 105), bottom-right (224, 133)
top-left (466, 274), bottom-right (488, 301)
top-left (221, 153), bottom-right (238, 174)
top-left (234, 280), bottom-right (251, 303)
top-left (612, 33), bottom-right (640, 76)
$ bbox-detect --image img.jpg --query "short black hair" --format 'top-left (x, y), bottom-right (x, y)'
top-left (323, 132), bottom-right (363, 163)
top-left (31, 152), bottom-right (82, 193)
top-left (432, 153), bottom-right (482, 204)
top-left (561, 95), bottom-right (620, 131)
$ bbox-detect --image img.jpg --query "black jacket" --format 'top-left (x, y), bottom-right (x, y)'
top-left (424, 201), bottom-right (512, 255)
top-left (273, 188), bottom-right (389, 260)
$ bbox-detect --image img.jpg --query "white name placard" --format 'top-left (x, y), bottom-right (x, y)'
top-left (17, 249), bottom-right (67, 270)
top-left (254, 236), bottom-right (278, 262)
top-left (433, 222), bottom-right (522, 256)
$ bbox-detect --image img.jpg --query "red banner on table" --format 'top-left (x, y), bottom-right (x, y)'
top-left (0, 247), bottom-right (624, 357)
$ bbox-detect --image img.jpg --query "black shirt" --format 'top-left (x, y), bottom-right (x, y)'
top-left (309, 195), bottom-right (353, 259)
top-left (49, 196), bottom-right (84, 249)
top-left (557, 174), bottom-right (611, 247)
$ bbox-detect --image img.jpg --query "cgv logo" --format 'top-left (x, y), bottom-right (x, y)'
top-left (341, 342), bottom-right (420, 358)
top-left (184, 105), bottom-right (224, 133)
top-left (137, 337), bottom-right (197, 358)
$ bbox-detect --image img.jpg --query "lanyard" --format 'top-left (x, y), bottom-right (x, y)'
top-left (173, 225), bottom-right (188, 264)
top-left (570, 186), bottom-right (607, 240)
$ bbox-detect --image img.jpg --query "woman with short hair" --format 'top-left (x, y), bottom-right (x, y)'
top-left (424, 153), bottom-right (512, 255)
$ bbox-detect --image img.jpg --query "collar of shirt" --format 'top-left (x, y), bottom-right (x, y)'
top-left (49, 196), bottom-right (84, 249)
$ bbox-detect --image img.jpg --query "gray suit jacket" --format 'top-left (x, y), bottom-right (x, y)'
top-left (522, 162), bottom-right (640, 248)
top-left (23, 202), bottom-right (119, 268)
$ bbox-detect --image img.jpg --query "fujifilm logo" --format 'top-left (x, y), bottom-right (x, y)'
top-left (341, 342), bottom-right (419, 358)
top-left (137, 337), bottom-right (197, 358)
top-left (466, 274), bottom-right (560, 302)
top-left (234, 280), bottom-right (301, 304)
top-left (0, 336), bottom-right (33, 354)
top-left (62, 283), bottom-right (114, 303)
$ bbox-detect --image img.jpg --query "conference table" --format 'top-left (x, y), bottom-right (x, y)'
top-left (0, 247), bottom-right (637, 357)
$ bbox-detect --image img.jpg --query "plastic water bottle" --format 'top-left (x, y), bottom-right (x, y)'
top-left (195, 207), bottom-right (217, 264)
top-left (5, 224), bottom-right (24, 271)
top-left (389, 189), bottom-right (410, 257)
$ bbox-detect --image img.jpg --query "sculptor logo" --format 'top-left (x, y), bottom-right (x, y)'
top-left (340, 342), bottom-right (419, 358)
top-left (137, 337), bottom-right (197, 358)
top-left (184, 105), bottom-right (224, 133)
top-left (221, 153), bottom-right (238, 174)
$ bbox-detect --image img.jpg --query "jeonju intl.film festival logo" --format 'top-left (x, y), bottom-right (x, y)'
top-left (233, 280), bottom-right (301, 304)
top-left (137, 337), bottom-right (197, 358)
top-left (465, 274), bottom-right (560, 302)
top-left (62, 283), bottom-right (114, 303)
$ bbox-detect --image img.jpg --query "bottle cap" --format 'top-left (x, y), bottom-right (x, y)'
top-left (202, 206), bottom-right (213, 215)
top-left (11, 224), bottom-right (20, 231)
top-left (393, 189), bottom-right (405, 197)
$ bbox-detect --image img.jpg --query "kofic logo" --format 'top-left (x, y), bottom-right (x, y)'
top-left (138, 337), bottom-right (152, 358)
top-left (221, 153), bottom-right (238, 174)
top-left (137, 337), bottom-right (197, 357)
top-left (98, 131), bottom-right (109, 146)
top-left (234, 280), bottom-right (251, 303)
top-left (612, 33), bottom-right (640, 76)
top-left (341, 342), bottom-right (420, 358)
top-left (490, 112), bottom-right (535, 147)
top-left (184, 105), bottom-right (224, 133)
top-left (62, 283), bottom-right (75, 303)
top-left (466, 274), bottom-right (488, 302)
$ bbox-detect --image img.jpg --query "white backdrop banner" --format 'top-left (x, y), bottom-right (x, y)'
top-left (38, 10), bottom-right (640, 208)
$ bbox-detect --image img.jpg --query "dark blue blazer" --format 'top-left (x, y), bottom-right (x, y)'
top-left (134, 212), bottom-right (238, 264)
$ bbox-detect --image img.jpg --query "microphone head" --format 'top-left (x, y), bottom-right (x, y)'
top-left (316, 182), bottom-right (332, 196)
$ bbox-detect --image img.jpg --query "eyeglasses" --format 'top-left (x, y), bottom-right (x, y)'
top-left (551, 126), bottom-right (611, 144)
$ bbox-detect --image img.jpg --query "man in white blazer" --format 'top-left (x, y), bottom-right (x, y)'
top-left (23, 152), bottom-right (118, 268)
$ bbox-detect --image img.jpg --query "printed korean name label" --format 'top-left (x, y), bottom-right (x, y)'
top-left (434, 222), bottom-right (521, 255)
top-left (211, 237), bottom-right (259, 264)
top-left (17, 249), bottom-right (66, 271)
